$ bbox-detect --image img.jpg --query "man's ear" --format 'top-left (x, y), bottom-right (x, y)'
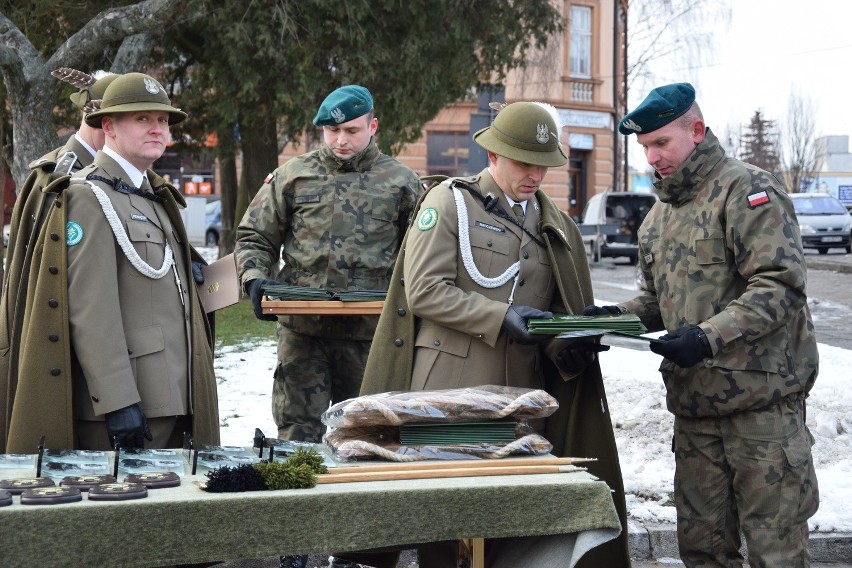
top-left (692, 119), bottom-right (706, 144)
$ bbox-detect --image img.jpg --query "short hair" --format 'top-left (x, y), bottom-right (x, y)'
top-left (676, 102), bottom-right (704, 130)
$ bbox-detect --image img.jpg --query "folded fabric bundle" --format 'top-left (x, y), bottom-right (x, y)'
top-left (321, 386), bottom-right (558, 462)
top-left (321, 385), bottom-right (559, 429)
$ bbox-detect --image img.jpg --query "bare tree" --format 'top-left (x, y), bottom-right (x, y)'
top-left (0, 0), bottom-right (187, 184)
top-left (781, 89), bottom-right (820, 193)
top-left (627, 0), bottom-right (731, 92)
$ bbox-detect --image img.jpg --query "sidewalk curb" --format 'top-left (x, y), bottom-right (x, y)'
top-left (806, 256), bottom-right (852, 274)
top-left (628, 522), bottom-right (852, 562)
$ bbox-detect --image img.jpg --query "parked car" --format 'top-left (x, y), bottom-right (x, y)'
top-left (790, 193), bottom-right (852, 254)
top-left (578, 191), bottom-right (658, 264)
top-left (205, 199), bottom-right (221, 246)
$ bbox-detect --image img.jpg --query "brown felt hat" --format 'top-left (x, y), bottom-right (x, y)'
top-left (85, 72), bottom-right (187, 128)
top-left (473, 102), bottom-right (567, 167)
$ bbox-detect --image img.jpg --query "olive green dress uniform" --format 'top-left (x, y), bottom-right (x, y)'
top-left (1, 155), bottom-right (219, 453)
top-left (360, 173), bottom-right (630, 567)
top-left (0, 137), bottom-right (97, 451)
top-left (618, 84), bottom-right (818, 568)
top-left (236, 139), bottom-right (421, 441)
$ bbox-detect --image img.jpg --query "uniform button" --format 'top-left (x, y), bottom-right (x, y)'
top-left (50, 368), bottom-right (61, 376)
top-left (400, 278), bottom-right (405, 286)
top-left (50, 233), bottom-right (59, 241)
top-left (397, 308), bottom-right (407, 316)
top-left (519, 279), bottom-right (525, 286)
top-left (487, 240), bottom-right (493, 247)
top-left (779, 366), bottom-right (788, 375)
top-left (49, 266), bottom-right (58, 274)
top-left (127, 348), bottom-right (134, 355)
top-left (523, 251), bottom-right (529, 259)
top-left (329, 282), bottom-right (337, 288)
top-left (704, 359), bottom-right (714, 367)
top-left (54, 201), bottom-right (62, 208)
top-left (48, 334), bottom-right (59, 342)
top-left (146, 233), bottom-right (151, 238)
top-left (394, 338), bottom-right (404, 347)
top-left (48, 299), bottom-right (59, 308)
top-left (91, 396), bottom-right (99, 403)
top-left (433, 339), bottom-right (441, 346)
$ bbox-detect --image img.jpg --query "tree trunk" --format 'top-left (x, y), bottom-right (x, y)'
top-left (218, 150), bottom-right (238, 256)
top-left (235, 114), bottom-right (279, 231)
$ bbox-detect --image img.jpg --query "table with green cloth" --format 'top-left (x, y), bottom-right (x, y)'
top-left (1, 469), bottom-right (621, 567)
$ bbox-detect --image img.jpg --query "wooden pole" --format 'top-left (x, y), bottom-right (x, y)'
top-left (316, 464), bottom-right (582, 484)
top-left (325, 455), bottom-right (594, 475)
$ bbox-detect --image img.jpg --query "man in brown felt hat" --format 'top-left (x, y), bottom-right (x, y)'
top-left (0, 69), bottom-right (119, 452)
top-left (1, 72), bottom-right (219, 454)
top-left (353, 101), bottom-right (630, 567)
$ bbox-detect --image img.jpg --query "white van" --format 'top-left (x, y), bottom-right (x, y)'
top-left (578, 191), bottom-right (658, 264)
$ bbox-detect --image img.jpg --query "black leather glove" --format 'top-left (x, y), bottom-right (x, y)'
top-left (555, 342), bottom-right (611, 374)
top-left (649, 325), bottom-right (712, 368)
top-left (502, 305), bottom-right (553, 345)
top-left (582, 305), bottom-right (622, 316)
top-left (246, 278), bottom-right (279, 321)
top-left (105, 403), bottom-right (152, 449)
top-left (191, 261), bottom-right (205, 285)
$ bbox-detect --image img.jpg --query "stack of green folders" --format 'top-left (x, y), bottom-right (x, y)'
top-left (262, 284), bottom-right (386, 302)
top-left (399, 420), bottom-right (517, 446)
top-left (528, 313), bottom-right (648, 338)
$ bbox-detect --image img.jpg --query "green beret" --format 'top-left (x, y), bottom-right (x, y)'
top-left (85, 72), bottom-right (187, 128)
top-left (619, 82), bottom-right (695, 135)
top-left (473, 102), bottom-right (567, 168)
top-left (312, 85), bottom-right (374, 126)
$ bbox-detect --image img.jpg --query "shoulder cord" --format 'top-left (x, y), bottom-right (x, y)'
top-left (450, 184), bottom-right (520, 293)
top-left (450, 180), bottom-right (545, 247)
top-left (86, 181), bottom-right (174, 280)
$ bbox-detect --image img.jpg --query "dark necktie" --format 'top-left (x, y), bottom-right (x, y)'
top-left (512, 204), bottom-right (524, 224)
top-left (140, 177), bottom-right (152, 193)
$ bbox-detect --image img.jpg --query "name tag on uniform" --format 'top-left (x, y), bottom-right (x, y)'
top-left (475, 220), bottom-right (505, 233)
top-left (295, 195), bottom-right (321, 204)
top-left (130, 213), bottom-right (149, 222)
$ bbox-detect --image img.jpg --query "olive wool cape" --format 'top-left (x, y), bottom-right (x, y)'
top-left (359, 185), bottom-right (631, 567)
top-left (0, 169), bottom-right (219, 453)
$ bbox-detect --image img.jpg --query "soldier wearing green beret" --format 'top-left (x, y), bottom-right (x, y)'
top-left (355, 101), bottom-right (630, 567)
top-left (587, 82), bottom-right (819, 567)
top-left (234, 85), bottom-right (421, 438)
top-left (0, 69), bottom-right (120, 452)
top-left (1, 72), bottom-right (219, 453)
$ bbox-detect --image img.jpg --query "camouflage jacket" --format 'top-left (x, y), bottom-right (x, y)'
top-left (235, 140), bottom-right (421, 339)
top-left (622, 129), bottom-right (818, 417)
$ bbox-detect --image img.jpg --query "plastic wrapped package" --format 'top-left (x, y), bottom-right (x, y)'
top-left (323, 422), bottom-right (553, 462)
top-left (321, 385), bottom-right (558, 429)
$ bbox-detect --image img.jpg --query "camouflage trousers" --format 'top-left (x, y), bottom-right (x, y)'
top-left (273, 326), bottom-right (371, 442)
top-left (673, 396), bottom-right (818, 568)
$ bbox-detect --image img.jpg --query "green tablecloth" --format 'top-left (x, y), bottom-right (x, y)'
top-left (1, 470), bottom-right (620, 567)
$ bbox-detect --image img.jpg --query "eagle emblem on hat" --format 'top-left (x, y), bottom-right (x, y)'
top-left (331, 107), bottom-right (346, 124)
top-left (621, 118), bottom-right (642, 132)
top-left (143, 78), bottom-right (160, 94)
top-left (536, 123), bottom-right (550, 144)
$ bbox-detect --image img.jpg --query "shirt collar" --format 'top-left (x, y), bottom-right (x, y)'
top-left (74, 133), bottom-right (97, 158)
top-left (102, 146), bottom-right (146, 188)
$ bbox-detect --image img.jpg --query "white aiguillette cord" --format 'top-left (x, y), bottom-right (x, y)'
top-left (451, 184), bottom-right (520, 302)
top-left (86, 182), bottom-right (174, 280)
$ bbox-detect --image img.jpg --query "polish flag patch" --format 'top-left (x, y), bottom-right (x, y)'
top-left (263, 172), bottom-right (274, 184)
top-left (747, 190), bottom-right (770, 208)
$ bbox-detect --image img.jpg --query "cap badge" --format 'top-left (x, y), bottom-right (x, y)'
top-left (536, 124), bottom-right (550, 144)
top-left (331, 108), bottom-right (346, 124)
top-left (143, 78), bottom-right (160, 94)
top-left (621, 118), bottom-right (642, 132)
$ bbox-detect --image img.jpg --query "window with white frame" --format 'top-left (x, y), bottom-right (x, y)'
top-left (569, 5), bottom-right (592, 78)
